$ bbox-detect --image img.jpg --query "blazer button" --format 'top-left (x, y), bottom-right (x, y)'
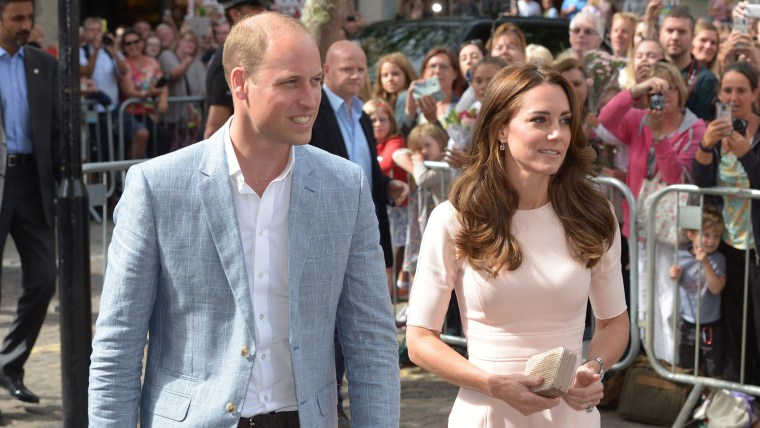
top-left (226, 402), bottom-right (237, 413)
top-left (240, 346), bottom-right (250, 357)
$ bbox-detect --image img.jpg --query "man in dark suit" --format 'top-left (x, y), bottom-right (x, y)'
top-left (0, 0), bottom-right (60, 404)
top-left (309, 39), bottom-right (408, 427)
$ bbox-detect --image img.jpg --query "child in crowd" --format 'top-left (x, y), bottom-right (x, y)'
top-left (393, 124), bottom-right (452, 283)
top-left (363, 98), bottom-right (410, 297)
top-left (669, 205), bottom-right (726, 378)
top-left (372, 52), bottom-right (418, 127)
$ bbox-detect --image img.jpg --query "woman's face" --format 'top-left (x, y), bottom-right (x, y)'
top-left (633, 21), bottom-right (648, 48)
top-left (380, 62), bottom-right (407, 95)
top-left (471, 63), bottom-right (500, 102)
top-left (634, 40), bottom-right (665, 83)
top-left (459, 44), bottom-right (484, 80)
top-left (178, 35), bottom-right (197, 57)
top-left (423, 53), bottom-right (456, 91)
top-left (491, 34), bottom-right (526, 64)
top-left (720, 70), bottom-right (758, 119)
top-left (498, 83), bottom-right (572, 182)
top-left (370, 108), bottom-right (392, 142)
top-left (561, 68), bottom-right (588, 106)
top-left (122, 34), bottom-right (143, 58)
top-left (692, 29), bottom-right (719, 65)
top-left (658, 79), bottom-right (681, 115)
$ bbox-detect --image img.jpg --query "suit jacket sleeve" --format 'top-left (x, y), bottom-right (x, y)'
top-left (89, 165), bottom-right (160, 427)
top-left (337, 169), bottom-right (400, 426)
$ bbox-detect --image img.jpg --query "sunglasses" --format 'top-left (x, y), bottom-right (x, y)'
top-left (123, 39), bottom-right (141, 47)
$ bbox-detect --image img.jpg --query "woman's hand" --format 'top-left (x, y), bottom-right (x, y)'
top-left (631, 76), bottom-right (669, 99)
top-left (486, 373), bottom-right (561, 416)
top-left (703, 118), bottom-right (733, 149)
top-left (724, 131), bottom-right (751, 157)
top-left (669, 264), bottom-right (683, 281)
top-left (404, 83), bottom-right (419, 117)
top-left (417, 94), bottom-right (438, 123)
top-left (562, 365), bottom-right (603, 411)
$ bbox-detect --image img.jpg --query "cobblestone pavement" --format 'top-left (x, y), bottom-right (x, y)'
top-left (0, 221), bottom-right (659, 427)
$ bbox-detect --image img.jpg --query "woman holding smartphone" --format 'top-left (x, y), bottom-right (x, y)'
top-left (692, 61), bottom-right (760, 384)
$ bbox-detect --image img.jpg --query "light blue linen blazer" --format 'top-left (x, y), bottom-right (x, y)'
top-left (88, 129), bottom-right (400, 427)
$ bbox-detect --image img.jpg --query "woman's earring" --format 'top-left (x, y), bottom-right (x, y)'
top-left (499, 140), bottom-right (505, 151)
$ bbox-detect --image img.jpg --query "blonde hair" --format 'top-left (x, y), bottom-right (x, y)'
top-left (526, 44), bottom-right (554, 66)
top-left (649, 61), bottom-right (688, 109)
top-left (223, 12), bottom-right (307, 85)
top-left (407, 123), bottom-right (447, 154)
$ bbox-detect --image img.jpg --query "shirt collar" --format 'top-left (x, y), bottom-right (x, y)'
top-left (223, 117), bottom-right (295, 191)
top-left (0, 45), bottom-right (24, 59)
top-left (323, 85), bottom-right (363, 116)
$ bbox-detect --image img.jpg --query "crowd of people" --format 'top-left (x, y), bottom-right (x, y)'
top-left (4, 0), bottom-right (760, 425)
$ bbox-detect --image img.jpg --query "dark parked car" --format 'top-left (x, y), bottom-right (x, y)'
top-left (355, 16), bottom-right (571, 74)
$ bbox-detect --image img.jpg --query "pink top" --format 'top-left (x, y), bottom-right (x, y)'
top-left (598, 90), bottom-right (705, 237)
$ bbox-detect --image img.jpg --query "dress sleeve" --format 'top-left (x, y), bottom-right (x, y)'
top-left (589, 220), bottom-right (628, 320)
top-left (406, 202), bottom-right (461, 331)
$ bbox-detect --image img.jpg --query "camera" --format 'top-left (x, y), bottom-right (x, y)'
top-left (155, 76), bottom-right (169, 88)
top-left (649, 93), bottom-right (665, 111)
top-left (733, 118), bottom-right (748, 136)
top-left (102, 34), bottom-right (114, 46)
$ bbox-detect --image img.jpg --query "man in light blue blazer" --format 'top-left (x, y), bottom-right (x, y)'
top-left (89, 13), bottom-right (400, 427)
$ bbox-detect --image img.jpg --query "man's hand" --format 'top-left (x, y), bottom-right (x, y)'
top-left (387, 179), bottom-right (409, 206)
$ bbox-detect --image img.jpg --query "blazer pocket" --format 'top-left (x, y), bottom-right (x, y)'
top-left (142, 369), bottom-right (196, 421)
top-left (316, 381), bottom-right (337, 417)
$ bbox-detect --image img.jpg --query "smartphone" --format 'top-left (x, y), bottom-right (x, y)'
top-left (412, 76), bottom-right (446, 102)
top-left (716, 102), bottom-right (733, 124)
top-left (155, 76), bottom-right (169, 88)
top-left (747, 4), bottom-right (760, 18)
top-left (735, 17), bottom-right (749, 34)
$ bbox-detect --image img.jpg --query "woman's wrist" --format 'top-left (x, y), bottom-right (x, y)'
top-left (699, 140), bottom-right (714, 153)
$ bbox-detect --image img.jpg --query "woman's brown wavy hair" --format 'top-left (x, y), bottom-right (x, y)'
top-left (448, 63), bottom-right (616, 275)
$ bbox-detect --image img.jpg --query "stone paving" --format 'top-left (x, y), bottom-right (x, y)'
top-left (0, 221), bottom-right (661, 427)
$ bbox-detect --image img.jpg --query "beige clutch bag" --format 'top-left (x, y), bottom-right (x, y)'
top-left (523, 347), bottom-right (577, 397)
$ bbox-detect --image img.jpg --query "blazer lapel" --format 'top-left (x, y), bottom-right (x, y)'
top-left (196, 134), bottom-right (257, 338)
top-left (319, 91), bottom-right (349, 159)
top-left (288, 146), bottom-right (319, 322)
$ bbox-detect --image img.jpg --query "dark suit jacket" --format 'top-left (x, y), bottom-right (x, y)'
top-left (0, 46), bottom-right (61, 228)
top-left (310, 90), bottom-right (393, 267)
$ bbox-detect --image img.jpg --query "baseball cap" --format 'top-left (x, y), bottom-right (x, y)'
top-left (219, 0), bottom-right (267, 10)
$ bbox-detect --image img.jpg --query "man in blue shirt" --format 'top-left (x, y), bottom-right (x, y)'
top-left (0, 0), bottom-right (59, 404)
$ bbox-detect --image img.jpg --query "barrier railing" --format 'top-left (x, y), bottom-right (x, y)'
top-left (117, 95), bottom-right (205, 162)
top-left (642, 184), bottom-right (760, 427)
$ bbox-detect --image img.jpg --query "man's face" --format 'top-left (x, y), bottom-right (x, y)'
top-left (323, 46), bottom-right (367, 102)
top-left (243, 32), bottom-right (323, 147)
top-left (569, 17), bottom-right (602, 56)
top-left (84, 21), bottom-right (102, 44)
top-left (660, 17), bottom-right (693, 60)
top-left (214, 22), bottom-right (230, 44)
top-left (0, 1), bottom-right (33, 50)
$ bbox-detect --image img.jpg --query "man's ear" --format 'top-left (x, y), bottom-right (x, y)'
top-left (230, 67), bottom-right (248, 100)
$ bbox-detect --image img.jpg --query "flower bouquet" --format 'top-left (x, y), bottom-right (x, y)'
top-left (584, 49), bottom-right (626, 114)
top-left (444, 106), bottom-right (479, 152)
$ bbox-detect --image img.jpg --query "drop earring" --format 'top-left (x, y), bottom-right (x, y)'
top-left (499, 140), bottom-right (505, 151)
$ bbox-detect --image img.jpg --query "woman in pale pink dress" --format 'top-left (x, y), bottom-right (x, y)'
top-left (406, 63), bottom-right (630, 427)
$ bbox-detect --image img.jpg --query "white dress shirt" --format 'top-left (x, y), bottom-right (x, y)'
top-left (223, 119), bottom-right (298, 416)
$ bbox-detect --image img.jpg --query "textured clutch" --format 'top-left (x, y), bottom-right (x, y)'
top-left (523, 347), bottom-right (577, 397)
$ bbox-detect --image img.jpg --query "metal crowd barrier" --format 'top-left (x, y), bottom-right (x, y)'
top-left (117, 95), bottom-right (205, 161)
top-left (642, 184), bottom-right (760, 427)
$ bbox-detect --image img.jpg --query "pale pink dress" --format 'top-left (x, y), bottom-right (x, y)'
top-left (406, 201), bottom-right (627, 427)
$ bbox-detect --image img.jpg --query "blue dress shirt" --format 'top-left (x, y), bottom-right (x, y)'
top-left (0, 46), bottom-right (31, 155)
top-left (323, 85), bottom-right (373, 187)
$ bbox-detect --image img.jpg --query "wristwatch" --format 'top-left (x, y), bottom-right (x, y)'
top-left (584, 356), bottom-right (605, 377)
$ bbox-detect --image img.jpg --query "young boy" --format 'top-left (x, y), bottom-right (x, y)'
top-left (668, 205), bottom-right (726, 378)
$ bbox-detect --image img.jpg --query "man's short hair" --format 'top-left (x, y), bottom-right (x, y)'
top-left (664, 6), bottom-right (695, 33)
top-left (83, 16), bottom-right (102, 28)
top-left (570, 11), bottom-right (605, 40)
top-left (0, 0), bottom-right (32, 13)
top-left (222, 12), bottom-right (306, 85)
